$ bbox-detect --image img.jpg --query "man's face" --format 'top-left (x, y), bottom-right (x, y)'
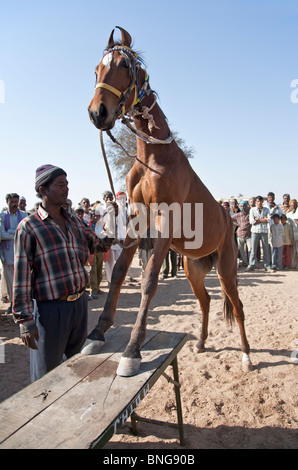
top-left (283, 195), bottom-right (290, 205)
top-left (19, 199), bottom-right (26, 211)
top-left (7, 197), bottom-right (19, 214)
top-left (81, 199), bottom-right (90, 210)
top-left (267, 194), bottom-right (274, 204)
top-left (42, 175), bottom-right (69, 206)
top-left (290, 200), bottom-right (297, 212)
top-left (240, 203), bottom-right (248, 213)
top-left (256, 198), bottom-right (263, 209)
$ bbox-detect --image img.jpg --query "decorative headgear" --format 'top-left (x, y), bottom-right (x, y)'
top-left (35, 164), bottom-right (66, 192)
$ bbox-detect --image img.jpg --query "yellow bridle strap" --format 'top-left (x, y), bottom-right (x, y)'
top-left (95, 82), bottom-right (138, 115)
top-left (95, 82), bottom-right (122, 98)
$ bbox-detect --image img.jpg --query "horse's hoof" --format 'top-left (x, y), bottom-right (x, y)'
top-left (196, 341), bottom-right (205, 353)
top-left (117, 356), bottom-right (141, 377)
top-left (80, 338), bottom-right (105, 355)
top-left (242, 353), bottom-right (253, 372)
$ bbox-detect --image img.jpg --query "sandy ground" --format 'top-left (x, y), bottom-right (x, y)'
top-left (0, 256), bottom-right (297, 449)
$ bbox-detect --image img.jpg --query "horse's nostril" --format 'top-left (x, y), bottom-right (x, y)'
top-left (98, 103), bottom-right (107, 120)
top-left (88, 103), bottom-right (108, 127)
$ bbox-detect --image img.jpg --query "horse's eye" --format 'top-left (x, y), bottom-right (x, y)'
top-left (120, 59), bottom-right (129, 69)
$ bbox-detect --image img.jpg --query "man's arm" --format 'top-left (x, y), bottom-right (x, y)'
top-left (13, 222), bottom-right (39, 349)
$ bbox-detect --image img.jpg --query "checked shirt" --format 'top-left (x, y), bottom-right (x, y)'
top-left (13, 205), bottom-right (107, 324)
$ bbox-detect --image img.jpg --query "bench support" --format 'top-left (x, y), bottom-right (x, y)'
top-left (130, 357), bottom-right (185, 446)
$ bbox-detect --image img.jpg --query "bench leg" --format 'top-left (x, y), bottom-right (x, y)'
top-left (171, 357), bottom-right (185, 446)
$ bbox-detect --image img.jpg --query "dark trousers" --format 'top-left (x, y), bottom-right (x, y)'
top-left (30, 293), bottom-right (88, 382)
top-left (162, 249), bottom-right (177, 276)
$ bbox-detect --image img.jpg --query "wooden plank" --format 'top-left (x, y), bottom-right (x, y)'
top-left (0, 330), bottom-right (187, 449)
top-left (0, 326), bottom-right (152, 442)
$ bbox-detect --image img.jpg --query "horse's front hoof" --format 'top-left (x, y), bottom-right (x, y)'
top-left (81, 338), bottom-right (105, 355)
top-left (117, 356), bottom-right (141, 377)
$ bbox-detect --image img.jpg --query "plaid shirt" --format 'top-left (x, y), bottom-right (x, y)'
top-left (231, 212), bottom-right (251, 239)
top-left (13, 205), bottom-right (107, 324)
top-left (249, 206), bottom-right (270, 233)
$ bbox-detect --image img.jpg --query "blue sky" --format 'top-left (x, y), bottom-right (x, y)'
top-left (1, 0), bottom-right (297, 210)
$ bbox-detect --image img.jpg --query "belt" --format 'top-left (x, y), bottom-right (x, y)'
top-left (58, 289), bottom-right (85, 302)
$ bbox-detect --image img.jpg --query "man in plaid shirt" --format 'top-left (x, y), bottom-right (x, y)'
top-left (13, 164), bottom-right (113, 381)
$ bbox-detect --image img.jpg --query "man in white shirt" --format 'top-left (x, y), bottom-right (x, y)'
top-left (263, 191), bottom-right (283, 225)
top-left (247, 195), bottom-right (273, 272)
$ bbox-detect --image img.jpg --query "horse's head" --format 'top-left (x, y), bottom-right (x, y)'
top-left (88, 26), bottom-right (146, 130)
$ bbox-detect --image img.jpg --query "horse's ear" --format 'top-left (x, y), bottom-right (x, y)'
top-left (107, 29), bottom-right (115, 49)
top-left (116, 26), bottom-right (132, 47)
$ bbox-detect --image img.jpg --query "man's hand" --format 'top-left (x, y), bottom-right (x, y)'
top-left (20, 320), bottom-right (39, 350)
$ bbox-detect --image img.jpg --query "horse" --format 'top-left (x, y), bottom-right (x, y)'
top-left (82, 26), bottom-right (253, 376)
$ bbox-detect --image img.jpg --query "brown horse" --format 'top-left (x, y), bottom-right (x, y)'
top-left (82, 26), bottom-right (252, 376)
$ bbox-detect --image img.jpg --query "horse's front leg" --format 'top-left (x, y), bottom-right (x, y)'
top-left (117, 237), bottom-right (171, 376)
top-left (81, 236), bottom-right (139, 354)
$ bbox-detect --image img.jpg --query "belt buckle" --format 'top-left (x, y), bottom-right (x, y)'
top-left (67, 293), bottom-right (79, 302)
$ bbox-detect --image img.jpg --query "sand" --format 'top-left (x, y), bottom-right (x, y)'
top-left (0, 257), bottom-right (297, 449)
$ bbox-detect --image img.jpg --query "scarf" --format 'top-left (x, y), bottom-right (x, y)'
top-left (1, 209), bottom-right (23, 250)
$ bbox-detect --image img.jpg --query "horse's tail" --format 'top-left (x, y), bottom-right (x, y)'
top-left (222, 291), bottom-right (235, 326)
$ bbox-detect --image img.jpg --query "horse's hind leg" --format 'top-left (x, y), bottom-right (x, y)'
top-left (217, 248), bottom-right (253, 372)
top-left (183, 255), bottom-right (213, 353)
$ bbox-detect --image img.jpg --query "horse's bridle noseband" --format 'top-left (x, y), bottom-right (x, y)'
top-left (95, 45), bottom-right (149, 118)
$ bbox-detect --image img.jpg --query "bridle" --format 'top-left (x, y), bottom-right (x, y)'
top-left (95, 45), bottom-right (149, 118)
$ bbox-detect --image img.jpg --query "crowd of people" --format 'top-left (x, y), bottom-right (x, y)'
top-left (219, 193), bottom-right (298, 272)
top-left (0, 166), bottom-right (297, 383)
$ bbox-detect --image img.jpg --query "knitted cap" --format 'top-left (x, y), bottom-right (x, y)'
top-left (35, 164), bottom-right (66, 192)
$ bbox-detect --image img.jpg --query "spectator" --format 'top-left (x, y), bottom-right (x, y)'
top-left (280, 214), bottom-right (293, 269)
top-left (0, 193), bottom-right (27, 313)
top-left (263, 191), bottom-right (283, 223)
top-left (231, 201), bottom-right (251, 267)
top-left (222, 201), bottom-right (231, 214)
top-left (89, 208), bottom-right (104, 297)
top-left (230, 198), bottom-right (240, 214)
top-left (161, 249), bottom-right (177, 279)
top-left (102, 190), bottom-right (120, 285)
top-left (280, 193), bottom-right (291, 214)
top-left (62, 198), bottom-right (73, 214)
top-left (74, 205), bottom-right (85, 221)
top-left (18, 196), bottom-right (28, 214)
top-left (291, 213), bottom-right (298, 269)
top-left (80, 197), bottom-right (92, 224)
top-left (270, 214), bottom-right (284, 270)
top-left (12, 164), bottom-right (112, 381)
top-left (248, 197), bottom-right (256, 210)
top-left (286, 199), bottom-right (298, 268)
top-left (247, 196), bottom-right (272, 272)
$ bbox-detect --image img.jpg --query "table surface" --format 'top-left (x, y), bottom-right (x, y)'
top-left (0, 326), bottom-right (188, 449)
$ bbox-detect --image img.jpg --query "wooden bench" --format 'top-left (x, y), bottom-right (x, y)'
top-left (0, 327), bottom-right (188, 449)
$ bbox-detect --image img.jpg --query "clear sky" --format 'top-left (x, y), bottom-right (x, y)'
top-left (1, 0), bottom-right (297, 210)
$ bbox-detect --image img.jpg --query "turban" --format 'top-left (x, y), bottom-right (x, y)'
top-left (116, 191), bottom-right (126, 199)
top-left (289, 199), bottom-right (297, 205)
top-left (35, 164), bottom-right (66, 192)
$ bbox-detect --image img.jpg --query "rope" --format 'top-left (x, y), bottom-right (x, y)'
top-left (132, 95), bottom-right (160, 133)
top-left (122, 117), bottom-right (174, 145)
top-left (99, 130), bottom-right (116, 199)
